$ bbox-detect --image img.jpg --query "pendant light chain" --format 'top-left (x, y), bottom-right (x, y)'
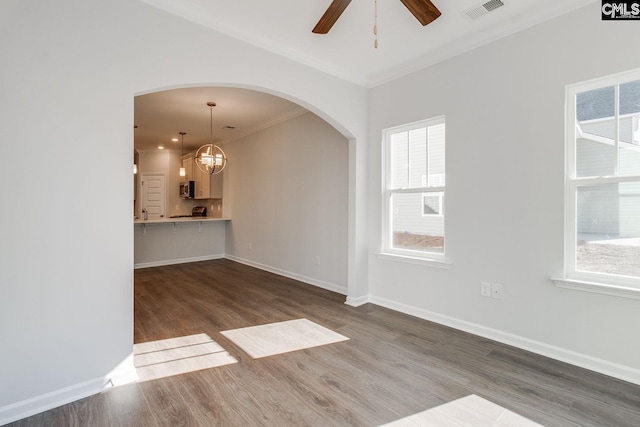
top-left (373, 0), bottom-right (378, 49)
top-left (209, 104), bottom-right (214, 143)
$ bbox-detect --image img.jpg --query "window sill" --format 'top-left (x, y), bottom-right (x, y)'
top-left (550, 277), bottom-right (640, 300)
top-left (377, 252), bottom-right (452, 269)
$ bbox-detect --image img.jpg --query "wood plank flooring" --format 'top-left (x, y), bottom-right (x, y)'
top-left (9, 259), bottom-right (640, 426)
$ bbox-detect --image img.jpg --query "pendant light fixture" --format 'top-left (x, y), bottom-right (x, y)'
top-left (373, 0), bottom-right (378, 49)
top-left (133, 125), bottom-right (138, 175)
top-left (179, 131), bottom-right (186, 177)
top-left (194, 102), bottom-right (227, 175)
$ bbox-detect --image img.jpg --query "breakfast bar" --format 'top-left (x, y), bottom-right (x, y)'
top-left (134, 217), bottom-right (230, 268)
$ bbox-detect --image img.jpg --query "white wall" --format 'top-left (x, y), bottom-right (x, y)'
top-left (0, 0), bottom-right (367, 423)
top-left (4, 0), bottom-right (638, 423)
top-left (224, 112), bottom-right (349, 293)
top-left (368, 2), bottom-right (640, 384)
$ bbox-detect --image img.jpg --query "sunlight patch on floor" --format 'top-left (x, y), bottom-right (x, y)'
top-left (221, 318), bottom-right (349, 359)
top-left (380, 395), bottom-right (543, 427)
top-left (133, 333), bottom-right (237, 382)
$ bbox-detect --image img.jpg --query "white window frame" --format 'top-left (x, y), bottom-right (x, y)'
top-left (380, 116), bottom-right (449, 266)
top-left (552, 68), bottom-right (640, 299)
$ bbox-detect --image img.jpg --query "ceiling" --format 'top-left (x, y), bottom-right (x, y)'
top-left (139, 0), bottom-right (593, 87)
top-left (134, 0), bottom-right (593, 152)
top-left (134, 87), bottom-right (307, 152)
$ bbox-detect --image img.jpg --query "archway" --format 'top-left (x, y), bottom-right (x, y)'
top-left (133, 84), bottom-right (357, 303)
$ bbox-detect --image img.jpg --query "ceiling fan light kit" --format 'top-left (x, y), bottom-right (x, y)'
top-left (312, 0), bottom-right (441, 35)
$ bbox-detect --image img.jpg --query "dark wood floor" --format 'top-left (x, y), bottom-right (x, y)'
top-left (10, 259), bottom-right (640, 426)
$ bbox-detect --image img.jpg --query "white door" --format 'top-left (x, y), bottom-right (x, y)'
top-left (141, 173), bottom-right (165, 219)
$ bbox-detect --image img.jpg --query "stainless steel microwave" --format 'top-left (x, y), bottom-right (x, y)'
top-left (179, 180), bottom-right (195, 199)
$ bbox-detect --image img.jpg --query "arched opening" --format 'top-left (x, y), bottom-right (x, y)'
top-left (133, 85), bottom-right (353, 350)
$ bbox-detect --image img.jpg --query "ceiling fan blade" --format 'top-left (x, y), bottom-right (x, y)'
top-left (312, 0), bottom-right (352, 34)
top-left (399, 0), bottom-right (441, 26)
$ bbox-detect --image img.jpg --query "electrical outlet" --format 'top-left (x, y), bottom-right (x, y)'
top-left (217, 205), bottom-right (221, 211)
top-left (491, 283), bottom-right (504, 300)
top-left (315, 255), bottom-right (320, 266)
top-left (248, 242), bottom-right (252, 251)
top-left (175, 204), bottom-right (180, 211)
top-left (480, 282), bottom-right (491, 297)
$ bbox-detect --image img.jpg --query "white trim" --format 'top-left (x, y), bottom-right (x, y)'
top-left (344, 295), bottom-right (370, 307)
top-left (105, 354), bottom-right (139, 387)
top-left (567, 67), bottom-right (640, 93)
top-left (382, 116), bottom-right (447, 260)
top-left (579, 131), bottom-right (640, 153)
top-left (563, 68), bottom-right (640, 289)
top-left (134, 254), bottom-right (225, 269)
top-left (218, 109), bottom-right (308, 146)
top-left (2, 256), bottom-right (343, 424)
top-left (0, 356), bottom-right (138, 425)
top-left (572, 174), bottom-right (640, 185)
top-left (369, 295), bottom-right (640, 386)
top-left (135, 253), bottom-right (347, 294)
top-left (551, 277), bottom-right (640, 300)
top-left (565, 82), bottom-right (577, 277)
top-left (391, 186), bottom-right (445, 194)
top-left (138, 0), bottom-right (594, 88)
top-left (377, 252), bottom-right (452, 269)
top-left (224, 255), bottom-right (348, 296)
top-left (0, 377), bottom-right (109, 426)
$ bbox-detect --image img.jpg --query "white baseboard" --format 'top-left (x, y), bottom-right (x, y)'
top-left (0, 356), bottom-right (138, 426)
top-left (224, 255), bottom-right (348, 295)
top-left (345, 295), bottom-right (370, 307)
top-left (4, 256), bottom-right (345, 425)
top-left (106, 354), bottom-right (139, 387)
top-left (134, 254), bottom-right (225, 269)
top-left (12, 261), bottom-right (636, 426)
top-left (0, 377), bottom-right (109, 426)
top-left (368, 295), bottom-right (640, 386)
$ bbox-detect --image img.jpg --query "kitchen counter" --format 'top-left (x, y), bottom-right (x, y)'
top-left (134, 217), bottom-right (230, 224)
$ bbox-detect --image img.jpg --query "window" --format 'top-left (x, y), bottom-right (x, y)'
top-left (559, 69), bottom-right (640, 295)
top-left (423, 193), bottom-right (444, 216)
top-left (382, 116), bottom-right (446, 261)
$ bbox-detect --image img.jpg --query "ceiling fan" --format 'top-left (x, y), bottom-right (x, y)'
top-left (312, 0), bottom-right (441, 34)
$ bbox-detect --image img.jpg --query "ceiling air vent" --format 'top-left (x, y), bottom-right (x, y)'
top-left (464, 0), bottom-right (505, 21)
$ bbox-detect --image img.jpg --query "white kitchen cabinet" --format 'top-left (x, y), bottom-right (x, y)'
top-left (182, 153), bottom-right (194, 181)
top-left (184, 152), bottom-right (223, 199)
top-left (209, 173), bottom-right (223, 199)
top-left (193, 164), bottom-right (210, 199)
